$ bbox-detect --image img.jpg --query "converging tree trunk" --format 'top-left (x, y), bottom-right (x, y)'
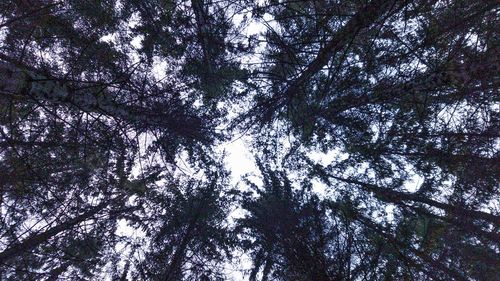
top-left (0, 200), bottom-right (108, 264)
top-left (0, 59), bottom-right (206, 141)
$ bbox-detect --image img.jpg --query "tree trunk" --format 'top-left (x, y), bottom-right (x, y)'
top-left (0, 59), bottom-right (206, 141)
top-left (0, 201), bottom-right (108, 263)
top-left (45, 262), bottom-right (70, 281)
top-left (162, 211), bottom-right (199, 281)
top-left (191, 0), bottom-right (214, 75)
top-left (330, 176), bottom-right (500, 225)
top-left (357, 215), bottom-right (468, 281)
top-left (283, 0), bottom-right (408, 99)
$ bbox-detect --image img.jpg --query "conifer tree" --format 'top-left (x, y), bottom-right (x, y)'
top-left (0, 0), bottom-right (498, 280)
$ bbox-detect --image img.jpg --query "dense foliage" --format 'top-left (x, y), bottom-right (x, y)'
top-left (0, 0), bottom-right (498, 280)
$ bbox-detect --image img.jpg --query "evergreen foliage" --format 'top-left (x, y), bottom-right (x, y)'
top-left (0, 0), bottom-right (498, 280)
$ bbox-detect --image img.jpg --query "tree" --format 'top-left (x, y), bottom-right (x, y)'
top-left (238, 163), bottom-right (361, 281)
top-left (134, 171), bottom-right (236, 281)
top-left (239, 164), bottom-right (498, 281)
top-left (1, 0), bottom-right (244, 278)
top-left (0, 0), bottom-right (498, 280)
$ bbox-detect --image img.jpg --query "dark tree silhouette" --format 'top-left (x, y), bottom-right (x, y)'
top-left (0, 0), bottom-right (498, 280)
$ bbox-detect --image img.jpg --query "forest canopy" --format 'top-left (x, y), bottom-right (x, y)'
top-left (0, 0), bottom-right (498, 280)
